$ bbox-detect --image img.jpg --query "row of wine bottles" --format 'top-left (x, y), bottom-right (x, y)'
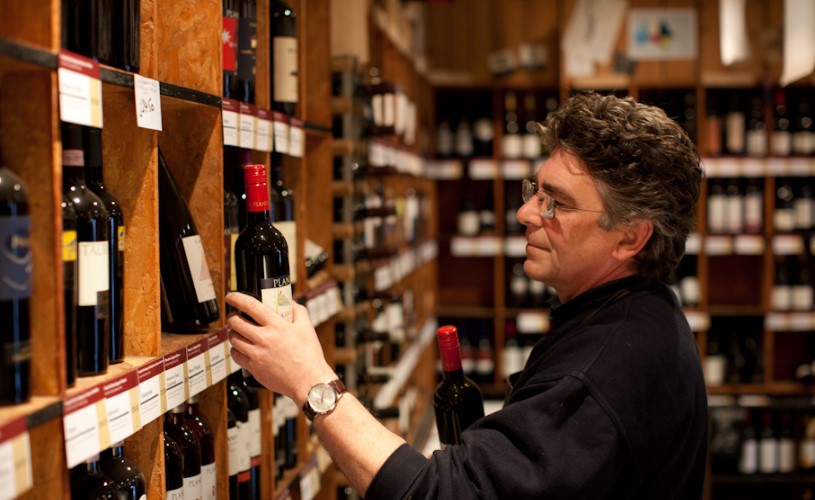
top-left (706, 87), bottom-right (815, 158)
top-left (61, 0), bottom-right (140, 72)
top-left (711, 406), bottom-right (815, 476)
top-left (435, 90), bottom-right (557, 160)
top-left (222, 0), bottom-right (298, 114)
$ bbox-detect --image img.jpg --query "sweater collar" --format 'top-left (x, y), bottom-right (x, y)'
top-left (548, 275), bottom-right (648, 329)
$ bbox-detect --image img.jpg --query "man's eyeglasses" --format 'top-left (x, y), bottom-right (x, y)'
top-left (521, 177), bottom-right (604, 220)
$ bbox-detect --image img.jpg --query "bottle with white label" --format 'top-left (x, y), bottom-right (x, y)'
top-left (61, 122), bottom-right (111, 376)
top-left (707, 179), bottom-right (727, 235)
top-left (185, 394), bottom-right (217, 500)
top-left (165, 403), bottom-right (203, 500)
top-left (164, 433), bottom-right (185, 500)
top-left (502, 91), bottom-right (523, 159)
top-left (235, 164), bottom-right (294, 388)
top-left (227, 371), bottom-right (251, 498)
top-left (270, 0), bottom-right (298, 116)
top-left (158, 148), bottom-right (219, 332)
top-left (522, 92), bottom-right (542, 159)
top-left (739, 411), bottom-right (759, 474)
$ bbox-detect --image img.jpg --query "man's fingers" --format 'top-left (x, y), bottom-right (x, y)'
top-left (225, 292), bottom-right (285, 327)
top-left (230, 345), bottom-right (249, 369)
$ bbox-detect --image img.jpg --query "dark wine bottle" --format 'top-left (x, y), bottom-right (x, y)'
top-left (89, 0), bottom-right (114, 65)
top-left (99, 441), bottom-right (146, 500)
top-left (227, 371), bottom-right (251, 498)
top-left (227, 407), bottom-right (240, 498)
top-left (185, 394), bottom-right (217, 500)
top-left (62, 195), bottom-right (78, 387)
top-left (70, 454), bottom-right (117, 499)
top-left (62, 122), bottom-right (111, 376)
top-left (0, 166), bottom-right (31, 405)
top-left (223, 0), bottom-right (240, 99)
top-left (164, 403), bottom-right (203, 500)
top-left (270, 155), bottom-right (298, 287)
top-left (113, 0), bottom-right (140, 72)
top-left (158, 149), bottom-right (219, 332)
top-left (234, 164), bottom-right (293, 388)
top-left (239, 369), bottom-right (262, 498)
top-left (84, 127), bottom-right (125, 364)
top-left (270, 0), bottom-right (298, 116)
top-left (237, 0), bottom-right (257, 104)
top-left (163, 432), bottom-right (185, 500)
top-left (433, 325), bottom-right (485, 447)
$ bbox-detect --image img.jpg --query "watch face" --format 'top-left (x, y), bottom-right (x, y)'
top-left (307, 383), bottom-right (338, 413)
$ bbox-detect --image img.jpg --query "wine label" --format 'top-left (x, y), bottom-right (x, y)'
top-left (260, 275), bottom-right (293, 322)
top-left (273, 36), bottom-right (298, 104)
top-left (0, 216), bottom-right (31, 300)
top-left (184, 473), bottom-right (203, 500)
top-left (62, 230), bottom-right (77, 262)
top-left (117, 226), bottom-right (125, 251)
top-left (227, 423), bottom-right (240, 476)
top-left (201, 462), bottom-right (217, 500)
top-left (222, 16), bottom-right (238, 72)
top-left (237, 420), bottom-right (250, 473)
top-left (78, 241), bottom-right (109, 306)
top-left (237, 17), bottom-right (257, 82)
top-left (181, 235), bottom-right (216, 303)
top-left (249, 407), bottom-right (261, 458)
top-left (275, 220), bottom-right (298, 284)
top-left (166, 486), bottom-right (183, 500)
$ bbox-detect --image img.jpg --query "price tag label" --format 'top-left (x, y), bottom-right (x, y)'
top-left (137, 357), bottom-right (166, 426)
top-left (0, 417), bottom-right (32, 500)
top-left (273, 111), bottom-right (289, 154)
top-left (103, 371), bottom-right (141, 443)
top-left (256, 109), bottom-right (273, 152)
top-left (187, 338), bottom-right (210, 397)
top-left (289, 118), bottom-right (304, 158)
top-left (133, 74), bottom-right (163, 131)
top-left (299, 459), bottom-right (320, 500)
top-left (163, 349), bottom-right (188, 411)
top-left (58, 50), bottom-right (103, 128)
top-left (239, 102), bottom-right (257, 150)
top-left (222, 98), bottom-right (240, 147)
top-left (208, 330), bottom-right (229, 385)
top-left (63, 385), bottom-right (109, 467)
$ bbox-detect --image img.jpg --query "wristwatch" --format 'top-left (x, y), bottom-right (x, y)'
top-left (302, 379), bottom-right (347, 421)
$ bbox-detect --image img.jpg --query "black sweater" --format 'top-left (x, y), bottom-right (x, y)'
top-left (366, 275), bottom-right (708, 499)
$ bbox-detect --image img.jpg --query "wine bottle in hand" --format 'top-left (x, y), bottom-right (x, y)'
top-left (433, 325), bottom-right (485, 447)
top-left (234, 163), bottom-right (293, 388)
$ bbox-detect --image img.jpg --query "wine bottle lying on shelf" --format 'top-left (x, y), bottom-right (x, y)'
top-left (158, 149), bottom-right (219, 333)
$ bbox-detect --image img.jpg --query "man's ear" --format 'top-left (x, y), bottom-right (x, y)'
top-left (612, 219), bottom-right (653, 261)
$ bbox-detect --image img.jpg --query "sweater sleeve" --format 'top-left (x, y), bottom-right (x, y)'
top-left (365, 376), bottom-right (629, 500)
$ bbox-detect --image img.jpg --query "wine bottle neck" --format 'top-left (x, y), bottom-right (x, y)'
top-left (442, 366), bottom-right (466, 382)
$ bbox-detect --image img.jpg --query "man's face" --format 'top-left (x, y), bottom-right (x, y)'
top-left (517, 149), bottom-right (632, 302)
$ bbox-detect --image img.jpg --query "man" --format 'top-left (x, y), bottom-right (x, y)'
top-left (226, 91), bottom-right (708, 499)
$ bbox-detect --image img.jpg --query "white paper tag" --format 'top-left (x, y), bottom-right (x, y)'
top-left (208, 330), bottom-right (229, 385)
top-left (239, 102), bottom-right (257, 150)
top-left (289, 118), bottom-right (305, 158)
top-left (186, 338), bottom-right (210, 398)
top-left (222, 98), bottom-right (240, 147)
top-left (256, 109), bottom-right (273, 152)
top-left (163, 349), bottom-right (188, 410)
top-left (133, 74), bottom-right (163, 131)
top-left (137, 357), bottom-right (166, 426)
top-left (0, 417), bottom-right (32, 500)
top-left (58, 51), bottom-right (103, 128)
top-left (103, 372), bottom-right (140, 443)
top-left (273, 111), bottom-right (289, 154)
top-left (63, 386), bottom-right (109, 467)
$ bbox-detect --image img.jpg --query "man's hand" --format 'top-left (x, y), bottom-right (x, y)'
top-left (225, 292), bottom-right (336, 406)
